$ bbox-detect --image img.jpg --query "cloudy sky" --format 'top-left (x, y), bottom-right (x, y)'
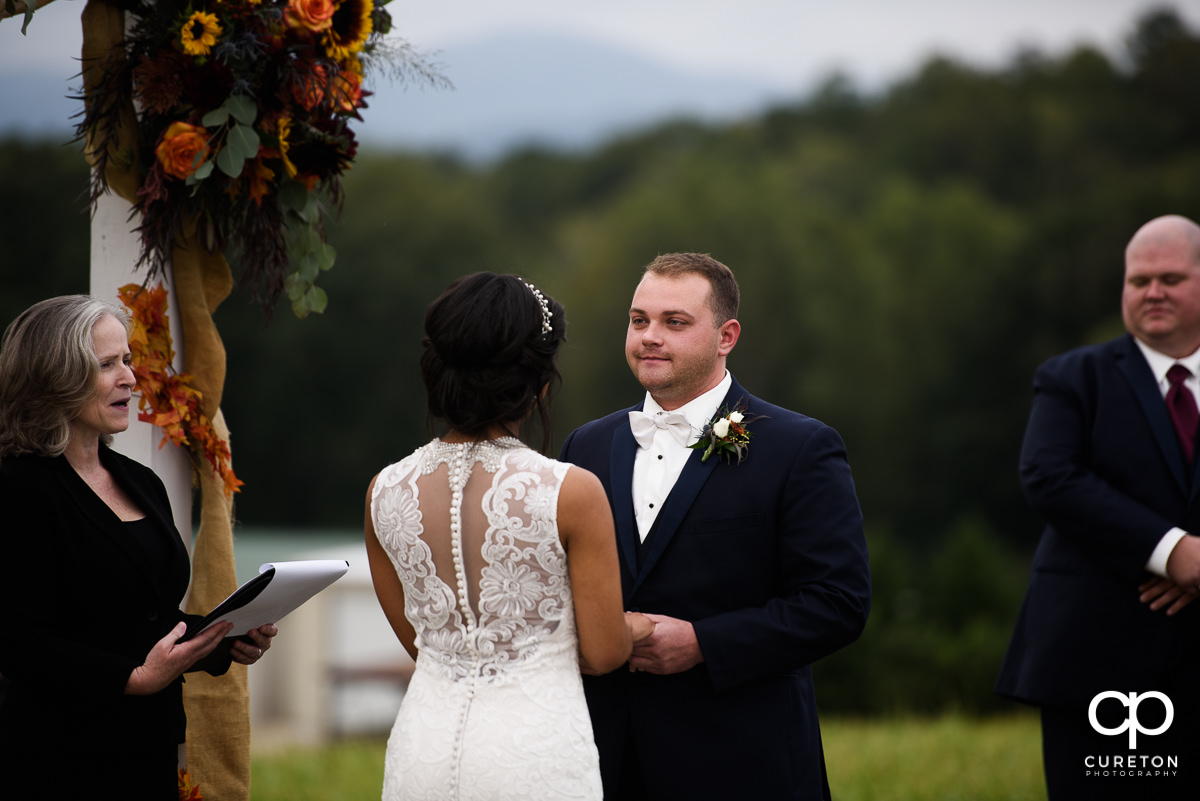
top-left (402, 0), bottom-right (1189, 88)
top-left (5, 0), bottom-right (1188, 83)
top-left (1, 0), bottom-right (1192, 155)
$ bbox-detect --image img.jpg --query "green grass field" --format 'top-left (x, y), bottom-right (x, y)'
top-left (822, 715), bottom-right (1045, 801)
top-left (249, 714), bottom-right (1046, 800)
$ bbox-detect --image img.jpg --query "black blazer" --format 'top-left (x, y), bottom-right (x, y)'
top-left (0, 446), bottom-right (221, 798)
top-left (997, 334), bottom-right (1200, 708)
top-left (561, 377), bottom-right (871, 800)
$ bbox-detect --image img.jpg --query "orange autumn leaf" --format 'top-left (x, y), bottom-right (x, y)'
top-left (118, 283), bottom-right (241, 496)
top-left (247, 158), bottom-right (275, 206)
top-left (177, 769), bottom-right (203, 801)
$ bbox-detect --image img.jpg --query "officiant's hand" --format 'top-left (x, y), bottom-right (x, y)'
top-left (231, 624), bottom-right (279, 665)
top-left (628, 614), bottom-right (702, 675)
top-left (125, 620), bottom-right (233, 696)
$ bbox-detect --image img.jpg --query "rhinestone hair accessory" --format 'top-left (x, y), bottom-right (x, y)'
top-left (522, 279), bottom-right (553, 336)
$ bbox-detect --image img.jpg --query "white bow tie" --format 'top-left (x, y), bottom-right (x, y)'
top-left (628, 410), bottom-right (693, 449)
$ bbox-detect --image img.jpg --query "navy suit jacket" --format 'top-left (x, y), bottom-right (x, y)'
top-left (997, 334), bottom-right (1200, 708)
top-left (0, 447), bottom-right (226, 798)
top-left (560, 377), bottom-right (870, 800)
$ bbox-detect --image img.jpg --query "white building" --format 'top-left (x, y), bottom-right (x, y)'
top-left (231, 530), bottom-right (414, 749)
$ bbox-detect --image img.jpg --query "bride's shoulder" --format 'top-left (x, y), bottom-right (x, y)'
top-left (374, 442), bottom-right (437, 485)
top-left (503, 447), bottom-right (571, 476)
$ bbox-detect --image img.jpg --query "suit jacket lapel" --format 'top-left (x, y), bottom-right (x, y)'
top-left (1115, 336), bottom-right (1192, 495)
top-left (631, 379), bottom-right (749, 592)
top-left (609, 413), bottom-right (642, 582)
top-left (634, 449), bottom-right (717, 594)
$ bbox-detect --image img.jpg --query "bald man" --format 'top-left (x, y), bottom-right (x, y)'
top-left (998, 215), bottom-right (1200, 799)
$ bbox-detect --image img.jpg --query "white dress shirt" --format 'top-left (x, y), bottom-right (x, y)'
top-left (1133, 337), bottom-right (1200, 576)
top-left (631, 372), bottom-right (733, 541)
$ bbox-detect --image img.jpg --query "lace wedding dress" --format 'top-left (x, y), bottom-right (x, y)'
top-left (371, 438), bottom-right (603, 801)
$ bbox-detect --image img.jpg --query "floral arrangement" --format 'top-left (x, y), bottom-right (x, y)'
top-left (689, 402), bottom-right (766, 464)
top-left (80, 0), bottom-right (396, 317)
top-left (177, 769), bottom-right (203, 801)
top-left (119, 283), bottom-right (243, 497)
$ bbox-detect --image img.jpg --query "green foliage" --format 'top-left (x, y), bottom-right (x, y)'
top-left (5, 6), bottom-right (1199, 718)
top-left (815, 520), bottom-right (1028, 715)
top-left (0, 137), bottom-right (91, 327)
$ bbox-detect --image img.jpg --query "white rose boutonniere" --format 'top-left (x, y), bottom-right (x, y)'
top-left (689, 401), bottom-right (766, 464)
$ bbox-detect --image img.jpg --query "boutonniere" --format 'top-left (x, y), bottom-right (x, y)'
top-left (689, 401), bottom-right (767, 463)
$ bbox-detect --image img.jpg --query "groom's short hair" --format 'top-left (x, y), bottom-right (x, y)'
top-left (644, 253), bottom-right (739, 325)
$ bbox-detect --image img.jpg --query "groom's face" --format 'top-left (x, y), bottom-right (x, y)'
top-left (626, 272), bottom-right (736, 410)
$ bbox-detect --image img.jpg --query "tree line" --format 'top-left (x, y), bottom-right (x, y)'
top-left (2, 6), bottom-right (1198, 714)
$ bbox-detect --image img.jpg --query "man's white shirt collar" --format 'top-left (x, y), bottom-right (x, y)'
top-left (631, 372), bottom-right (733, 540)
top-left (1133, 337), bottom-right (1200, 396)
top-left (641, 372), bottom-right (733, 446)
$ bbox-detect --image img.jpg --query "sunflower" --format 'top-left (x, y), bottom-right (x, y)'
top-left (321, 0), bottom-right (372, 61)
top-left (277, 117), bottom-right (298, 179)
top-left (179, 11), bottom-right (223, 57)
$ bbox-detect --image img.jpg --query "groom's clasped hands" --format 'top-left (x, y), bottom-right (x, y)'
top-left (609, 611), bottom-right (705, 676)
top-left (581, 612), bottom-right (655, 676)
top-left (625, 612), bottom-right (705, 675)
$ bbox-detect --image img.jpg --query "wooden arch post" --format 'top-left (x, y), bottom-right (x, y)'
top-left (80, 1), bottom-right (251, 798)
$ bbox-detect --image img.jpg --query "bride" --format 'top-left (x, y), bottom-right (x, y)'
top-left (365, 273), bottom-right (635, 800)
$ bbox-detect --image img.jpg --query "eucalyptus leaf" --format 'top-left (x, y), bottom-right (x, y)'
top-left (318, 243), bottom-right (337, 271)
top-left (302, 225), bottom-right (321, 252)
top-left (192, 160), bottom-right (215, 182)
top-left (291, 295), bottom-right (312, 319)
top-left (229, 123), bottom-right (261, 161)
top-left (216, 146), bottom-right (245, 178)
top-left (290, 224), bottom-right (310, 251)
top-left (18, 0), bottom-right (34, 34)
top-left (227, 95), bottom-right (258, 126)
top-left (201, 107), bottom-right (229, 127)
top-left (299, 253), bottom-right (320, 281)
top-left (284, 273), bottom-right (307, 301)
top-left (305, 285), bottom-right (329, 315)
top-left (279, 181), bottom-right (309, 215)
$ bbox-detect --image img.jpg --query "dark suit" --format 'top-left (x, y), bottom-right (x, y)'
top-left (561, 377), bottom-right (871, 800)
top-left (997, 334), bottom-right (1200, 795)
top-left (0, 446), bottom-right (225, 800)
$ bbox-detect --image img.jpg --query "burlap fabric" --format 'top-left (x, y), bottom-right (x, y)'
top-left (80, 3), bottom-right (250, 797)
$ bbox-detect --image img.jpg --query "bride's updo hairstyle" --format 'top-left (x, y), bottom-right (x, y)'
top-left (420, 272), bottom-right (566, 451)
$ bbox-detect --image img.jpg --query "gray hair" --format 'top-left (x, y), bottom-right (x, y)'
top-left (0, 295), bottom-right (131, 460)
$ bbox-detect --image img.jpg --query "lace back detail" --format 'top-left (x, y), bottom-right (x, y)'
top-left (371, 439), bottom-right (575, 682)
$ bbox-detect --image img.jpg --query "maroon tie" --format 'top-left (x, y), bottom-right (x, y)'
top-left (1167, 364), bottom-right (1198, 463)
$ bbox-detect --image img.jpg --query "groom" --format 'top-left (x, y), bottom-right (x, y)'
top-left (560, 253), bottom-right (871, 799)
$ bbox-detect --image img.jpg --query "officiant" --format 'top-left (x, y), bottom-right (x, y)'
top-left (0, 295), bottom-right (277, 799)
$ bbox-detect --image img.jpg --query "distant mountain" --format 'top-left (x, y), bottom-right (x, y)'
top-left (356, 33), bottom-right (791, 159)
top-left (0, 68), bottom-right (83, 143)
top-left (0, 32), bottom-right (792, 161)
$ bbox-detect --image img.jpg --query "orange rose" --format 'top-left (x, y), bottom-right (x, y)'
top-left (284, 0), bottom-right (335, 33)
top-left (155, 121), bottom-right (210, 180)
